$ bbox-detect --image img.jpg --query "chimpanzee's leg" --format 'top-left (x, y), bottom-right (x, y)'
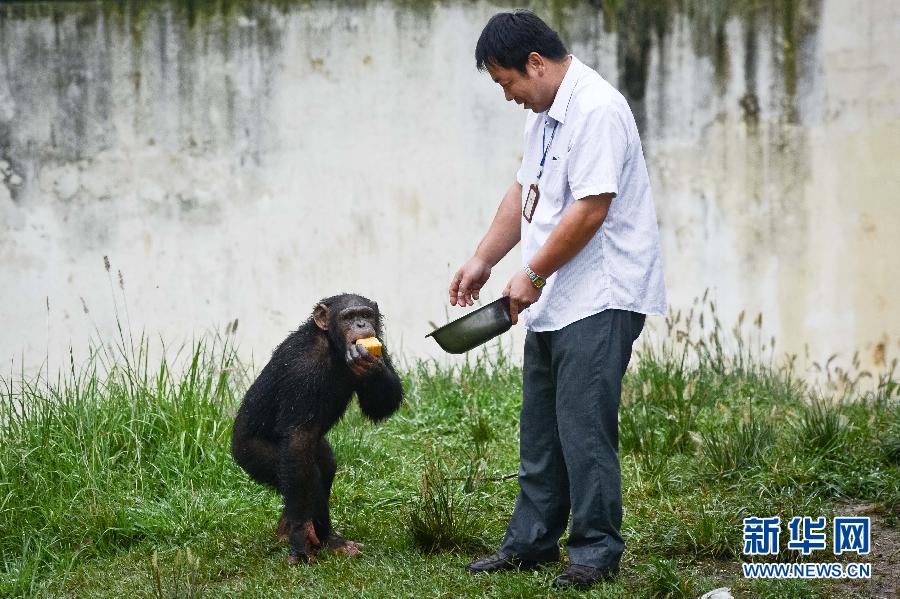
top-left (280, 428), bottom-right (324, 564)
top-left (312, 438), bottom-right (337, 540)
top-left (231, 428), bottom-right (280, 490)
top-left (314, 438), bottom-right (363, 555)
top-left (273, 438), bottom-right (338, 544)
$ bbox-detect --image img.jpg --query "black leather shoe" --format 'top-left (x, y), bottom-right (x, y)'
top-left (551, 563), bottom-right (619, 589)
top-left (466, 552), bottom-right (544, 574)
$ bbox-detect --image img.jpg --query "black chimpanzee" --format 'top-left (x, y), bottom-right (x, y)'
top-left (231, 293), bottom-right (404, 564)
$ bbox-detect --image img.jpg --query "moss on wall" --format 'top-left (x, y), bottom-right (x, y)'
top-left (0, 0), bottom-right (821, 128)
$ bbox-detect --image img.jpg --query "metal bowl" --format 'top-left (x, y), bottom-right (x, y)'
top-left (426, 296), bottom-right (512, 354)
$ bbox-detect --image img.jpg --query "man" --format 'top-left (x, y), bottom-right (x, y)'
top-left (449, 11), bottom-right (667, 590)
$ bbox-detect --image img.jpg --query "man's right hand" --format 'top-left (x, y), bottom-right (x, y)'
top-left (449, 256), bottom-right (492, 306)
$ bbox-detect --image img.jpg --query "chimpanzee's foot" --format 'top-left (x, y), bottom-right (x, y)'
top-left (287, 520), bottom-right (321, 565)
top-left (326, 534), bottom-right (363, 556)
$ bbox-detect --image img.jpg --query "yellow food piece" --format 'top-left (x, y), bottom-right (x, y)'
top-left (356, 337), bottom-right (382, 357)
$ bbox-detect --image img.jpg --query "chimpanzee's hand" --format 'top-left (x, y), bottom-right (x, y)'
top-left (346, 343), bottom-right (384, 378)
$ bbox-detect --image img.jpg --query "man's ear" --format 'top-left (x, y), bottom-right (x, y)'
top-left (527, 51), bottom-right (544, 75)
top-left (313, 303), bottom-right (329, 331)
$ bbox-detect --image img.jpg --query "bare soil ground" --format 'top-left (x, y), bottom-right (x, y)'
top-left (837, 502), bottom-right (899, 599)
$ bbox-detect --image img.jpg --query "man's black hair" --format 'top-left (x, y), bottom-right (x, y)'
top-left (475, 10), bottom-right (568, 74)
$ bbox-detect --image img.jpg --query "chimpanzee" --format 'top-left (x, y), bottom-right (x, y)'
top-left (231, 293), bottom-right (404, 564)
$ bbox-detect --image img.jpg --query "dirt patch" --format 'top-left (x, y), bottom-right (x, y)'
top-left (836, 502), bottom-right (899, 599)
top-left (688, 502), bottom-right (898, 598)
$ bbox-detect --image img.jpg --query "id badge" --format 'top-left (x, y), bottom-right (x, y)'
top-left (523, 183), bottom-right (539, 223)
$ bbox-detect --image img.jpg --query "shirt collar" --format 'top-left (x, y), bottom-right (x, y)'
top-left (546, 55), bottom-right (582, 125)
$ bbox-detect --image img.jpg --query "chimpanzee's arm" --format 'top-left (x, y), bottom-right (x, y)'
top-left (355, 353), bottom-right (404, 422)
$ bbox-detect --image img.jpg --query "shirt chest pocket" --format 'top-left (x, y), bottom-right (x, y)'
top-left (537, 153), bottom-right (569, 206)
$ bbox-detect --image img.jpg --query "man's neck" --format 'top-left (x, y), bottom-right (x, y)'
top-left (546, 55), bottom-right (574, 112)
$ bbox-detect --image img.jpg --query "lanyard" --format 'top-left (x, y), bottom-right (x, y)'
top-left (536, 69), bottom-right (582, 182)
top-left (537, 118), bottom-right (558, 181)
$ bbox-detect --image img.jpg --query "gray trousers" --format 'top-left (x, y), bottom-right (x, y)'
top-left (500, 309), bottom-right (645, 569)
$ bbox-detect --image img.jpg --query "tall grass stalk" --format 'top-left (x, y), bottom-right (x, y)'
top-left (0, 332), bottom-right (242, 596)
top-left (407, 449), bottom-right (485, 553)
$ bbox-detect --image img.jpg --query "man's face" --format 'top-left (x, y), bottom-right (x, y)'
top-left (486, 60), bottom-right (551, 113)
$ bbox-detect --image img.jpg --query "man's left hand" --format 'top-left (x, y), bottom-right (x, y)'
top-left (503, 271), bottom-right (543, 325)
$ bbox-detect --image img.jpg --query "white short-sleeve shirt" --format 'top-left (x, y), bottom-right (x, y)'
top-left (516, 56), bottom-right (667, 331)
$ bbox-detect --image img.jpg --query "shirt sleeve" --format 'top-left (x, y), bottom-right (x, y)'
top-left (567, 104), bottom-right (627, 200)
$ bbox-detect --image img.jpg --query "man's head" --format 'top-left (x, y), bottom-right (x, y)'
top-left (475, 11), bottom-right (570, 113)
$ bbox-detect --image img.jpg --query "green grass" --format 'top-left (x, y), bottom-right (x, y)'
top-left (1, 302), bottom-right (897, 598)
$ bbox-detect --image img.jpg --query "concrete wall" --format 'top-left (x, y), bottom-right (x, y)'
top-left (1, 0), bottom-right (897, 376)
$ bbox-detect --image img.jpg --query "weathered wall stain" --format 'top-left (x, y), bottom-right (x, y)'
top-left (0, 0), bottom-right (896, 377)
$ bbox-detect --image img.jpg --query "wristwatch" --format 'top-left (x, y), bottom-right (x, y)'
top-left (524, 265), bottom-right (546, 289)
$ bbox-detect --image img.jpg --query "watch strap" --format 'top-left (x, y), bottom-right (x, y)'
top-left (524, 265), bottom-right (546, 289)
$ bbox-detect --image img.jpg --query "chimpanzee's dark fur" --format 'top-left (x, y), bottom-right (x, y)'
top-left (231, 293), bottom-right (404, 563)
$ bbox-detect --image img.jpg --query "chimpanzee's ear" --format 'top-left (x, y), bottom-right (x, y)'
top-left (313, 303), bottom-right (329, 331)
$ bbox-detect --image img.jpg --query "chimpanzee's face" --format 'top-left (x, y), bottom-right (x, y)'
top-left (313, 295), bottom-right (381, 351)
top-left (334, 305), bottom-right (377, 347)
